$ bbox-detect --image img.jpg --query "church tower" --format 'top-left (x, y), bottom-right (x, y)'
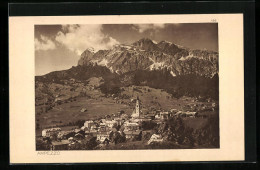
top-left (135, 96), bottom-right (140, 117)
top-left (131, 96), bottom-right (141, 118)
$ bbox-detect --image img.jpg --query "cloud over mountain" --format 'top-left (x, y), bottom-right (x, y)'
top-left (35, 35), bottom-right (56, 51)
top-left (55, 25), bottom-right (119, 55)
top-left (132, 24), bottom-right (166, 33)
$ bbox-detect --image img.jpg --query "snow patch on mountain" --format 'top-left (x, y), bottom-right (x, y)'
top-left (148, 57), bottom-right (165, 70)
top-left (78, 38), bottom-right (218, 77)
top-left (87, 47), bottom-right (95, 53)
top-left (115, 70), bottom-right (122, 74)
top-left (90, 60), bottom-right (99, 64)
top-left (175, 44), bottom-right (185, 49)
top-left (122, 45), bottom-right (132, 50)
top-left (98, 59), bottom-right (109, 66)
top-left (152, 40), bottom-right (158, 44)
top-left (179, 53), bottom-right (194, 61)
top-left (108, 66), bottom-right (114, 73)
top-left (170, 71), bottom-right (176, 77)
top-left (162, 40), bottom-right (172, 44)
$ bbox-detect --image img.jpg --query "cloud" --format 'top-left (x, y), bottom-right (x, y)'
top-left (132, 24), bottom-right (166, 33)
top-left (35, 35), bottom-right (56, 51)
top-left (55, 24), bottom-right (119, 55)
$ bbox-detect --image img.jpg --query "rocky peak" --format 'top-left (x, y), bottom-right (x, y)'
top-left (78, 48), bottom-right (95, 66)
top-left (77, 38), bottom-right (219, 77)
top-left (157, 40), bottom-right (180, 54)
top-left (132, 38), bottom-right (159, 51)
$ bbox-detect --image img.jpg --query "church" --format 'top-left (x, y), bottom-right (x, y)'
top-left (131, 96), bottom-right (141, 118)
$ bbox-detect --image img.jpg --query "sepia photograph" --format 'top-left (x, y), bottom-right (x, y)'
top-left (9, 14), bottom-right (245, 163)
top-left (34, 23), bottom-right (219, 151)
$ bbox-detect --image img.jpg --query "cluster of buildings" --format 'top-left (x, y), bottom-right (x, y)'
top-left (40, 96), bottom-right (217, 150)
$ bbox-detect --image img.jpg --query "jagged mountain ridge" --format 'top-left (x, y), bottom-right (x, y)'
top-left (78, 38), bottom-right (218, 77)
top-left (35, 38), bottom-right (219, 100)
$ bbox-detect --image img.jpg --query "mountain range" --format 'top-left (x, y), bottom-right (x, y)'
top-left (78, 38), bottom-right (218, 77)
top-left (36, 38), bottom-right (219, 99)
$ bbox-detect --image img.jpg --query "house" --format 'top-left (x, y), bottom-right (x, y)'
top-left (68, 137), bottom-right (74, 142)
top-left (184, 111), bottom-right (198, 118)
top-left (131, 118), bottom-right (142, 123)
top-left (132, 117), bottom-right (151, 123)
top-left (42, 128), bottom-right (61, 137)
top-left (154, 111), bottom-right (169, 119)
top-left (206, 98), bottom-right (212, 103)
top-left (159, 112), bottom-right (170, 119)
top-left (99, 123), bottom-right (107, 132)
top-left (212, 102), bottom-right (217, 107)
top-left (81, 126), bottom-right (88, 131)
top-left (130, 98), bottom-right (136, 103)
top-left (74, 133), bottom-right (84, 140)
top-left (51, 140), bottom-right (70, 150)
top-left (123, 122), bottom-right (140, 131)
top-left (105, 115), bottom-right (112, 120)
top-left (88, 129), bottom-right (98, 133)
top-left (100, 119), bottom-right (106, 123)
top-left (153, 119), bottom-right (164, 125)
top-left (85, 129), bottom-right (98, 137)
top-left (69, 78), bottom-right (75, 83)
top-left (54, 98), bottom-right (62, 104)
top-left (74, 129), bottom-right (81, 133)
top-left (145, 114), bottom-right (155, 120)
top-left (120, 113), bottom-right (129, 119)
top-left (105, 120), bottom-right (117, 128)
top-left (113, 117), bottom-right (124, 126)
top-left (96, 132), bottom-right (110, 143)
top-left (124, 130), bottom-right (142, 139)
top-left (147, 134), bottom-right (163, 145)
top-left (118, 110), bottom-right (125, 115)
top-left (80, 108), bottom-right (87, 112)
top-left (175, 111), bottom-right (183, 116)
top-left (84, 120), bottom-right (95, 129)
top-left (57, 130), bottom-right (74, 139)
top-left (155, 114), bottom-right (161, 119)
top-left (170, 109), bottom-right (178, 113)
top-left (90, 124), bottom-right (97, 130)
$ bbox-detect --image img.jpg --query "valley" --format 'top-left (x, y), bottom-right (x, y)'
top-left (35, 37), bottom-right (219, 150)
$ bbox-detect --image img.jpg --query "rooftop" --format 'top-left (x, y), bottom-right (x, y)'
top-left (51, 140), bottom-right (70, 146)
top-left (42, 128), bottom-right (61, 132)
top-left (124, 130), bottom-right (141, 135)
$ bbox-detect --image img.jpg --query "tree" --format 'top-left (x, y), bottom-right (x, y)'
top-left (36, 123), bottom-right (40, 130)
top-left (84, 137), bottom-right (98, 150)
top-left (36, 138), bottom-right (50, 150)
top-left (109, 131), bottom-right (126, 144)
top-left (112, 123), bottom-right (120, 131)
top-left (141, 121), bottom-right (157, 130)
top-left (68, 142), bottom-right (82, 150)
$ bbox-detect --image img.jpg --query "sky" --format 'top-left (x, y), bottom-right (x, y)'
top-left (35, 23), bottom-right (218, 76)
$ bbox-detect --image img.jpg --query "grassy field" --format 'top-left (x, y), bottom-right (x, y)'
top-left (36, 85), bottom-right (218, 132)
top-left (36, 96), bottom-right (133, 129)
top-left (121, 86), bottom-right (200, 111)
top-left (182, 117), bottom-right (208, 130)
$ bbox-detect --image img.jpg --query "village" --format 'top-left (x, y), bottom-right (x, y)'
top-left (37, 96), bottom-right (218, 150)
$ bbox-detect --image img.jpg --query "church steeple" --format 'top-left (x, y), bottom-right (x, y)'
top-left (131, 96), bottom-right (141, 118)
top-left (135, 96), bottom-right (140, 117)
